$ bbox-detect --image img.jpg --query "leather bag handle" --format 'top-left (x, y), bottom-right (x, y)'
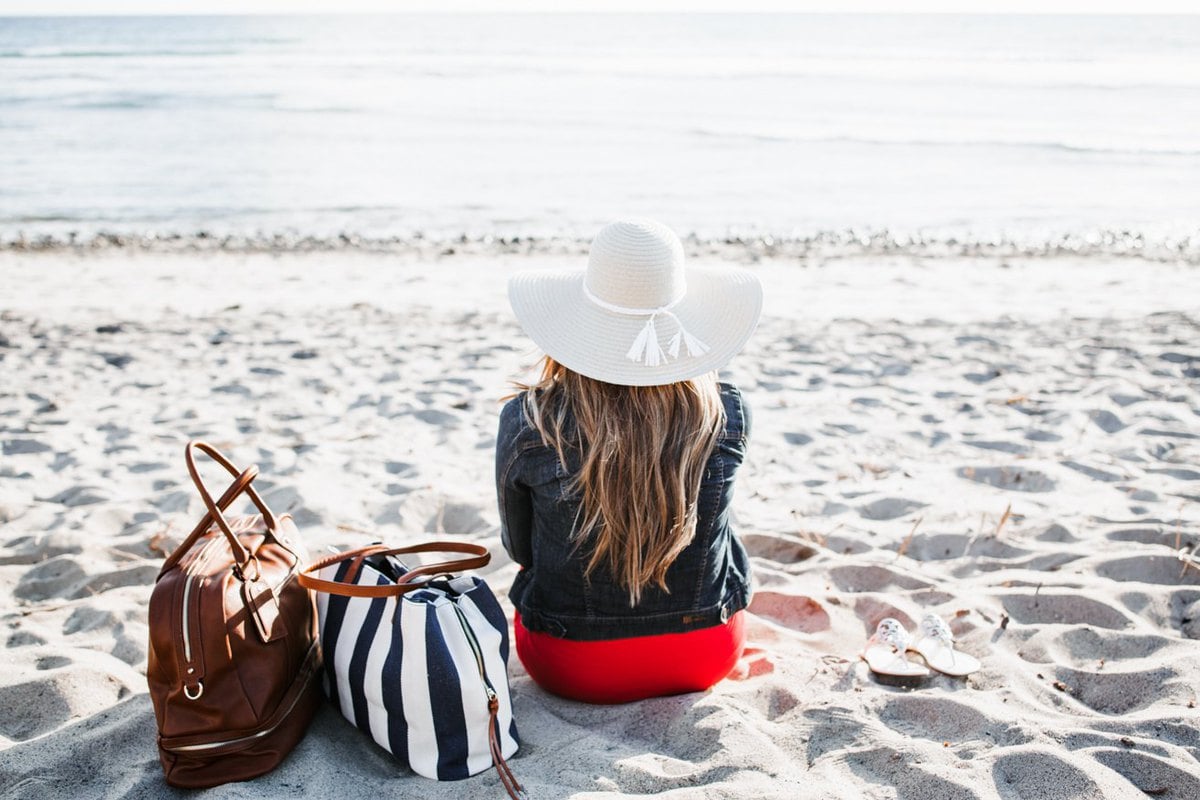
top-left (158, 461), bottom-right (259, 577)
top-left (297, 542), bottom-right (491, 597)
top-left (158, 441), bottom-right (280, 576)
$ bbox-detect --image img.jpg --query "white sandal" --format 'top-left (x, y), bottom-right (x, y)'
top-left (908, 614), bottom-right (981, 677)
top-left (861, 618), bottom-right (929, 678)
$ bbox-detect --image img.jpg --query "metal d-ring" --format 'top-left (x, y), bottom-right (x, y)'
top-left (184, 681), bottom-right (204, 700)
top-left (233, 556), bottom-right (262, 584)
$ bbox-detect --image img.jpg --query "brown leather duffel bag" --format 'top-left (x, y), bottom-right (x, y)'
top-left (146, 441), bottom-right (322, 788)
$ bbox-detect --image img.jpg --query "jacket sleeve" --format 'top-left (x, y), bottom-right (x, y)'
top-left (496, 399), bottom-right (534, 568)
top-left (717, 382), bottom-right (751, 460)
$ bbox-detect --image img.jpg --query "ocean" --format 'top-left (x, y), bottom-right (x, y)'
top-left (1, 13), bottom-right (1199, 253)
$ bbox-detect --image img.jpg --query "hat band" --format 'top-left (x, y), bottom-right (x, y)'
top-left (582, 283), bottom-right (710, 368)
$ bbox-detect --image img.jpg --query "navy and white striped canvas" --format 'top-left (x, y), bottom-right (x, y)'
top-left (315, 557), bottom-right (519, 781)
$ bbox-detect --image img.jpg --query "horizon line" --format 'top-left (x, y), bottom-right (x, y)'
top-left (1, 0), bottom-right (1197, 17)
top-left (2, 9), bottom-right (1198, 15)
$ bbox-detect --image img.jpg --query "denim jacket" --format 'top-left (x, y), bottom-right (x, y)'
top-left (495, 382), bottom-right (752, 641)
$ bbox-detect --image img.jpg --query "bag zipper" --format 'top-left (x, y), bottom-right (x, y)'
top-left (164, 643), bottom-right (320, 754)
top-left (181, 534), bottom-right (224, 665)
top-left (451, 603), bottom-right (495, 696)
top-left (181, 530), bottom-right (297, 697)
top-left (452, 602), bottom-right (526, 799)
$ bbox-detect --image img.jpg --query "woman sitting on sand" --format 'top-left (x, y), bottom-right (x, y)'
top-left (496, 219), bottom-right (763, 703)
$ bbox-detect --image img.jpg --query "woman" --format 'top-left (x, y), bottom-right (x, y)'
top-left (496, 219), bottom-right (762, 704)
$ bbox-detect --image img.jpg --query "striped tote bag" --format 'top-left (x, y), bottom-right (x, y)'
top-left (298, 543), bottom-right (523, 798)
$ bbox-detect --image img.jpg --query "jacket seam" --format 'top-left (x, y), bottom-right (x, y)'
top-left (690, 450), bottom-right (723, 609)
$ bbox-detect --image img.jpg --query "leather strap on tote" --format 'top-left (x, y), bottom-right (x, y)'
top-left (297, 542), bottom-right (491, 597)
top-left (489, 696), bottom-right (526, 800)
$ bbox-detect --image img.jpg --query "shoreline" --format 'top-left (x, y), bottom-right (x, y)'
top-left (3, 228), bottom-right (1200, 265)
top-left (2, 250), bottom-right (1196, 327)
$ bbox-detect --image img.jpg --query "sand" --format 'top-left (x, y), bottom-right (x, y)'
top-left (1, 250), bottom-right (1198, 799)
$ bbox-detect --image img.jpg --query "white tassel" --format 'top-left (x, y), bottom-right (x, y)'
top-left (625, 311), bottom-right (706, 367)
top-left (681, 328), bottom-right (710, 357)
top-left (626, 319), bottom-right (653, 363)
top-left (643, 318), bottom-right (665, 366)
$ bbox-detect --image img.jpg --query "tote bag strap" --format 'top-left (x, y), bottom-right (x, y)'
top-left (489, 697), bottom-right (526, 799)
top-left (297, 542), bottom-right (491, 597)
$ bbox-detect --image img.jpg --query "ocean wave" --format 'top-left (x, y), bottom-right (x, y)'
top-left (2, 228), bottom-right (1198, 265)
top-left (5, 46), bottom-right (1198, 92)
top-left (0, 47), bottom-right (245, 59)
top-left (0, 90), bottom-right (280, 111)
top-left (686, 129), bottom-right (1200, 158)
top-left (334, 51), bottom-right (1200, 91)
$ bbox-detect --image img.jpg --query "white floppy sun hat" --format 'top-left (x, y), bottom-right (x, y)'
top-left (508, 219), bottom-right (763, 387)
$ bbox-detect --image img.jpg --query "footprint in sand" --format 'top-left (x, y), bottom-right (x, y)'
top-left (411, 408), bottom-right (460, 427)
top-left (128, 461), bottom-right (170, 474)
top-left (1091, 748), bottom-right (1200, 797)
top-left (0, 670), bottom-right (131, 741)
top-left (74, 564), bottom-right (160, 599)
top-left (436, 501), bottom-right (491, 535)
top-left (0, 534), bottom-right (81, 566)
top-left (44, 485), bottom-right (109, 507)
top-left (3, 438), bottom-right (52, 455)
top-left (1055, 628), bottom-right (1174, 663)
top-left (1146, 466), bottom-right (1200, 481)
top-left (958, 466), bottom-right (1056, 493)
top-left (1035, 523), bottom-right (1077, 543)
top-left (992, 749), bottom-right (1105, 800)
top-left (1000, 593), bottom-right (1132, 629)
top-left (63, 607), bottom-right (121, 636)
top-left (1087, 409), bottom-right (1127, 433)
top-left (880, 696), bottom-right (1021, 745)
top-left (966, 439), bottom-right (1033, 456)
top-left (906, 532), bottom-right (1030, 562)
top-left (35, 655), bottom-right (72, 670)
top-left (748, 591), bottom-right (830, 633)
top-left (838, 746), bottom-right (984, 799)
top-left (1096, 555), bottom-right (1200, 587)
top-left (755, 686), bottom-right (801, 720)
top-left (260, 485), bottom-right (322, 527)
top-left (14, 558), bottom-right (158, 602)
top-left (830, 564), bottom-right (932, 593)
top-left (1060, 460), bottom-right (1126, 483)
top-left (1052, 664), bottom-right (1180, 715)
top-left (857, 497), bottom-right (925, 521)
top-left (1180, 598), bottom-right (1200, 639)
top-left (14, 557), bottom-right (88, 601)
top-left (740, 532), bottom-right (817, 564)
top-left (1104, 527), bottom-right (1178, 546)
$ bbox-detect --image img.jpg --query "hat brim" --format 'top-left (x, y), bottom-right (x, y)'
top-left (508, 264), bottom-right (763, 387)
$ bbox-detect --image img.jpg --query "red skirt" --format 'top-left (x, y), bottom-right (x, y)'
top-left (513, 610), bottom-right (746, 704)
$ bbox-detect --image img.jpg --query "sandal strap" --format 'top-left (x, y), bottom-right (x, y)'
top-left (867, 618), bottom-right (911, 651)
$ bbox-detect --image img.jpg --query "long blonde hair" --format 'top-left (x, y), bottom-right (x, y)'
top-left (517, 356), bottom-right (726, 606)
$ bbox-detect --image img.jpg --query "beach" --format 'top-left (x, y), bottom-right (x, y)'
top-left (1, 247), bottom-right (1198, 799)
top-left (3, 10), bottom-right (1200, 797)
